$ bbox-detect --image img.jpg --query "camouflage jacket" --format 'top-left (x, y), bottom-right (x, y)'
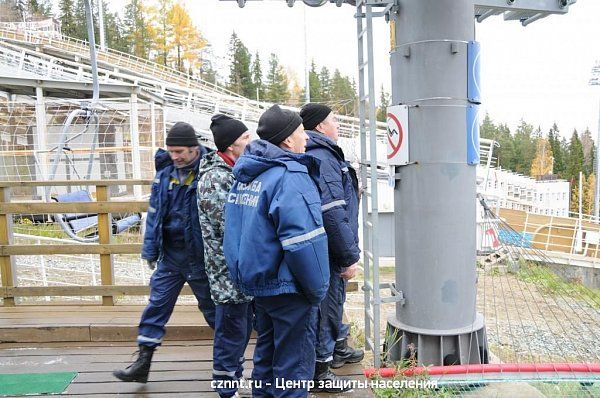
top-left (197, 151), bottom-right (252, 304)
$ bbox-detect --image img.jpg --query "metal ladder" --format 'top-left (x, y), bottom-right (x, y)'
top-left (355, 0), bottom-right (394, 368)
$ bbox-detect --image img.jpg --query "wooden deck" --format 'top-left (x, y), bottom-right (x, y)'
top-left (0, 304), bottom-right (373, 397)
top-left (0, 304), bottom-right (213, 343)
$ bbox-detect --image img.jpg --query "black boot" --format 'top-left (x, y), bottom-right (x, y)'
top-left (331, 338), bottom-right (364, 369)
top-left (312, 361), bottom-right (353, 393)
top-left (113, 345), bottom-right (155, 383)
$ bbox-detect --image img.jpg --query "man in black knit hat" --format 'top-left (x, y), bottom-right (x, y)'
top-left (114, 122), bottom-right (215, 384)
top-left (224, 105), bottom-right (332, 398)
top-left (198, 114), bottom-right (253, 398)
top-left (301, 103), bottom-right (363, 391)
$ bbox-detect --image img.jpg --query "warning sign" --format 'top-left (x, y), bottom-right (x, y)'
top-left (386, 105), bottom-right (409, 165)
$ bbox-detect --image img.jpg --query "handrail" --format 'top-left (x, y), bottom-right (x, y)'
top-left (0, 180), bottom-right (152, 307)
top-left (0, 28), bottom-right (389, 141)
top-left (495, 208), bottom-right (600, 266)
top-left (0, 28), bottom-right (242, 98)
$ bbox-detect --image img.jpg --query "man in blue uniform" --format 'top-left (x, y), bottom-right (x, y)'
top-left (301, 104), bottom-right (364, 390)
top-left (224, 105), bottom-right (330, 398)
top-left (113, 122), bottom-right (216, 383)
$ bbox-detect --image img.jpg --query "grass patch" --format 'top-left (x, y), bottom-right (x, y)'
top-left (349, 321), bottom-right (366, 350)
top-left (516, 261), bottom-right (600, 309)
top-left (371, 358), bottom-right (455, 398)
top-left (13, 220), bottom-right (64, 239)
top-left (373, 342), bottom-right (456, 398)
top-left (530, 381), bottom-right (599, 398)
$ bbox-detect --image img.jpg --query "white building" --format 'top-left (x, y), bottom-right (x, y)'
top-left (478, 166), bottom-right (570, 217)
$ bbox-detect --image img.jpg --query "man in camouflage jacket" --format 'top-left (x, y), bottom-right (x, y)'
top-left (198, 114), bottom-right (252, 398)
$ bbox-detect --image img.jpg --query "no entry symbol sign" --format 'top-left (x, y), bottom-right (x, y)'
top-left (386, 105), bottom-right (409, 165)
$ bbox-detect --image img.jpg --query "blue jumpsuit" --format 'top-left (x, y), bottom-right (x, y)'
top-left (224, 140), bottom-right (330, 398)
top-left (138, 149), bottom-right (216, 347)
top-left (305, 132), bottom-right (360, 363)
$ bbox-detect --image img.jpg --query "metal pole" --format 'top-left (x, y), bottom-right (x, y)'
top-left (579, 171), bottom-right (583, 252)
top-left (386, 0), bottom-right (486, 366)
top-left (595, 95), bottom-right (600, 221)
top-left (580, 171), bottom-right (583, 221)
top-left (34, 86), bottom-right (48, 199)
top-left (591, 62), bottom-right (600, 221)
top-left (98, 0), bottom-right (106, 52)
top-left (129, 93), bottom-right (142, 199)
top-left (303, 5), bottom-right (310, 104)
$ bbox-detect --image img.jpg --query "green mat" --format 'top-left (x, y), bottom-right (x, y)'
top-left (0, 372), bottom-right (77, 396)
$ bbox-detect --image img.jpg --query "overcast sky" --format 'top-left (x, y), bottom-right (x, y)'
top-left (102, 0), bottom-right (599, 139)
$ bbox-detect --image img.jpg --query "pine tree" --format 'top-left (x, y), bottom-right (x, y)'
top-left (28, 0), bottom-right (51, 17)
top-left (512, 119), bottom-right (536, 175)
top-left (480, 113), bottom-right (496, 140)
top-left (581, 127), bottom-right (595, 176)
top-left (72, 0), bottom-right (90, 41)
top-left (227, 32), bottom-right (253, 97)
top-left (307, 60), bottom-right (322, 103)
top-left (376, 85), bottom-right (390, 122)
top-left (318, 66), bottom-right (331, 102)
top-left (548, 123), bottom-right (566, 178)
top-left (200, 60), bottom-right (217, 84)
top-left (58, 0), bottom-right (77, 37)
top-left (265, 53), bottom-right (290, 102)
top-left (329, 69), bottom-right (356, 116)
top-left (566, 129), bottom-right (584, 181)
top-left (251, 52), bottom-right (264, 100)
top-left (530, 138), bottom-right (554, 177)
top-left (501, 124), bottom-right (517, 171)
top-left (103, 2), bottom-right (127, 52)
top-left (123, 0), bottom-right (154, 59)
top-left (14, 0), bottom-right (26, 20)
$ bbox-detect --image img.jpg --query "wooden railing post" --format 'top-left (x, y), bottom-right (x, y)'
top-left (0, 187), bottom-right (15, 306)
top-left (96, 185), bottom-right (114, 305)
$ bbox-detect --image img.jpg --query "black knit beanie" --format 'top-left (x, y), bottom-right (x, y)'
top-left (166, 122), bottom-right (199, 147)
top-left (300, 103), bottom-right (333, 131)
top-left (257, 105), bottom-right (303, 145)
top-left (210, 114), bottom-right (248, 152)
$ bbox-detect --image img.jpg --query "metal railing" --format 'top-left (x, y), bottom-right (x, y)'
top-left (495, 207), bottom-right (600, 267)
top-left (0, 28), bottom-right (388, 142)
top-left (0, 28), bottom-right (239, 98)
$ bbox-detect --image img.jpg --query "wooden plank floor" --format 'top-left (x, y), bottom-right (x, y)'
top-left (0, 305), bottom-right (373, 396)
top-left (0, 305), bottom-right (213, 343)
top-left (0, 339), bottom-right (373, 397)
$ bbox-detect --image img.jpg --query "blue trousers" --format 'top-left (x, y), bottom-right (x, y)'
top-left (212, 301), bottom-right (254, 398)
top-left (252, 294), bottom-right (318, 398)
top-left (338, 278), bottom-right (349, 341)
top-left (137, 260), bottom-right (216, 347)
top-left (316, 272), bottom-right (346, 362)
